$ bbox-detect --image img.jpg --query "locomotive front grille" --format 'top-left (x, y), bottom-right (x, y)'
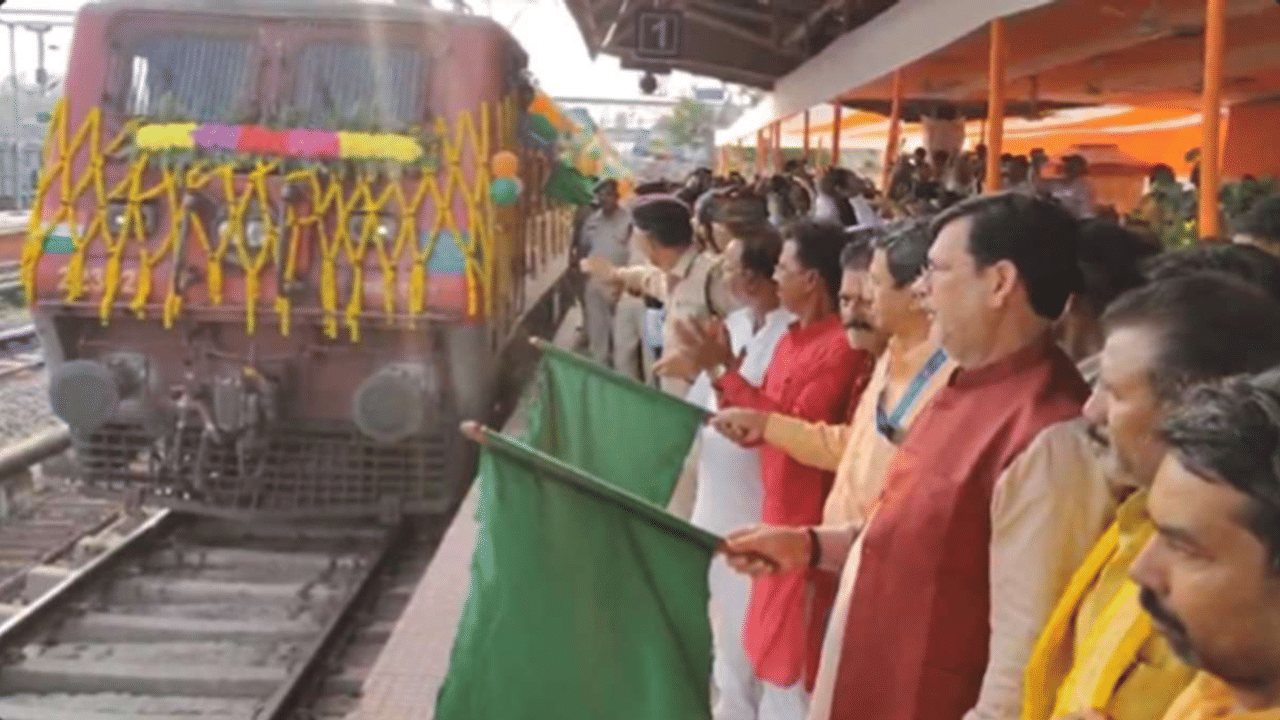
top-left (76, 420), bottom-right (461, 518)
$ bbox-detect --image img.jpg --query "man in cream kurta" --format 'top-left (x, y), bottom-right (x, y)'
top-left (812, 417), bottom-right (1113, 720)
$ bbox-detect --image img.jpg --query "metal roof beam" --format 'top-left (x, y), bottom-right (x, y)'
top-left (680, 6), bottom-right (803, 57)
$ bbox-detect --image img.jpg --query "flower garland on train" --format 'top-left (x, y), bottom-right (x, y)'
top-left (20, 98), bottom-right (532, 341)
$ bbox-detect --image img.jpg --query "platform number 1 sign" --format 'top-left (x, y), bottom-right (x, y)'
top-left (636, 10), bottom-right (681, 58)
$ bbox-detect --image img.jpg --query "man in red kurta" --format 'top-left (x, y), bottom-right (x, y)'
top-left (676, 221), bottom-right (872, 718)
top-left (723, 194), bottom-right (1108, 720)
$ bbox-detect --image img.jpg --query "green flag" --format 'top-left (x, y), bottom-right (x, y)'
top-left (436, 430), bottom-right (718, 720)
top-left (525, 341), bottom-right (708, 505)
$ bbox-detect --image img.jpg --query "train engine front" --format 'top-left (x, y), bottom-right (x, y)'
top-left (24, 0), bottom-right (540, 519)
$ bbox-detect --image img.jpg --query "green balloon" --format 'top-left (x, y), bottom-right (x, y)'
top-left (527, 114), bottom-right (557, 145)
top-left (490, 177), bottom-right (521, 206)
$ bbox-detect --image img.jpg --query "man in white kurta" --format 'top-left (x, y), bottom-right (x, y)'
top-left (685, 230), bottom-right (794, 720)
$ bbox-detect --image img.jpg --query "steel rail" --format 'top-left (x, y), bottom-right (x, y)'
top-left (0, 323), bottom-right (35, 346)
top-left (0, 427), bottom-right (70, 479)
top-left (258, 521), bottom-right (407, 720)
top-left (0, 509), bottom-right (176, 645)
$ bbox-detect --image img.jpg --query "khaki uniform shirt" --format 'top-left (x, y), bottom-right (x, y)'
top-left (615, 247), bottom-right (736, 396)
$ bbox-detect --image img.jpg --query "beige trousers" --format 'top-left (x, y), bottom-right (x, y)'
top-left (613, 294), bottom-right (653, 383)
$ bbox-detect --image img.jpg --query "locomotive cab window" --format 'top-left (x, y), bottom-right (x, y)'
top-left (291, 41), bottom-right (427, 132)
top-left (121, 34), bottom-right (255, 122)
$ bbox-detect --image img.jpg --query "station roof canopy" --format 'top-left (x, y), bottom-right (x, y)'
top-left (560, 0), bottom-right (1280, 142)
top-left (561, 0), bottom-right (900, 88)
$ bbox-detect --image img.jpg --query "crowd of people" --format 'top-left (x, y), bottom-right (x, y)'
top-left (568, 159), bottom-right (1280, 720)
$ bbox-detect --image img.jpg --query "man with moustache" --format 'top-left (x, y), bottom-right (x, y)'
top-left (1024, 273), bottom-right (1280, 720)
top-left (712, 218), bottom-right (951, 529)
top-left (723, 193), bottom-right (1114, 720)
top-left (671, 221), bottom-right (867, 719)
top-left (838, 228), bottom-right (889, 361)
top-left (1133, 370), bottom-right (1280, 720)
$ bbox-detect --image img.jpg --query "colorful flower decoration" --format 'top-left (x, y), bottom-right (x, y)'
top-left (135, 123), bottom-right (425, 163)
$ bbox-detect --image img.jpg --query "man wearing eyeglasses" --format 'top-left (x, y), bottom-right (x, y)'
top-left (722, 194), bottom-right (1112, 720)
top-left (712, 218), bottom-right (950, 531)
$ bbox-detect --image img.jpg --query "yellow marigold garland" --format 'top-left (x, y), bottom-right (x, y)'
top-left (23, 98), bottom-right (503, 341)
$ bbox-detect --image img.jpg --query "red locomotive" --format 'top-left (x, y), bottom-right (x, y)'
top-left (23, 0), bottom-right (577, 519)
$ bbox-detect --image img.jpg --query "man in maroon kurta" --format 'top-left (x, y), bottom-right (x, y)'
top-left (675, 222), bottom-right (871, 715)
top-left (723, 194), bottom-right (1105, 720)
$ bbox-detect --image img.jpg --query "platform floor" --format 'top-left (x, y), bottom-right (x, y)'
top-left (346, 305), bottom-right (583, 720)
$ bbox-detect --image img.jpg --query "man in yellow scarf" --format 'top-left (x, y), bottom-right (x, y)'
top-left (1134, 371), bottom-right (1280, 720)
top-left (1023, 272), bottom-right (1280, 720)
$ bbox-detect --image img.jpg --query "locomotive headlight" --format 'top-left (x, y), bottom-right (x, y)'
top-left (243, 218), bottom-right (268, 253)
top-left (105, 201), bottom-right (158, 239)
top-left (348, 214), bottom-right (398, 247)
top-left (218, 204), bottom-right (271, 266)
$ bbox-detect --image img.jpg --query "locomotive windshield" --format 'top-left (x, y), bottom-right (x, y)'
top-left (124, 34), bottom-right (255, 122)
top-left (291, 42), bottom-right (426, 132)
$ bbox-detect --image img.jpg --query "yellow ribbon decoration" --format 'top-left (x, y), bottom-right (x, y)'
top-left (22, 99), bottom-right (530, 341)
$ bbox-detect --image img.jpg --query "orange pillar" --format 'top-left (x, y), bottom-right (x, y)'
top-left (984, 18), bottom-right (1007, 192)
top-left (831, 103), bottom-right (843, 167)
top-left (881, 70), bottom-right (903, 191)
top-left (772, 120), bottom-right (783, 172)
top-left (756, 129), bottom-right (766, 176)
top-left (802, 110), bottom-right (811, 161)
top-left (1198, 0), bottom-right (1227, 239)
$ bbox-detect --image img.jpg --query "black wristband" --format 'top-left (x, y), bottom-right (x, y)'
top-left (807, 527), bottom-right (821, 569)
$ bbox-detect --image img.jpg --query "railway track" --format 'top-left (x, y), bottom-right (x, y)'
top-left (0, 323), bottom-right (42, 380)
top-left (0, 511), bottom-right (404, 720)
top-left (0, 280), bottom-right (577, 718)
top-left (0, 261), bottom-right (20, 299)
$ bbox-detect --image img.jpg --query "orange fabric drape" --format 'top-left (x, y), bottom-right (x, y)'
top-left (1223, 102), bottom-right (1280, 179)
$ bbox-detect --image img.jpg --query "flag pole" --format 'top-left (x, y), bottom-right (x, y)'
top-left (527, 336), bottom-right (712, 418)
top-left (459, 422), bottom-right (722, 552)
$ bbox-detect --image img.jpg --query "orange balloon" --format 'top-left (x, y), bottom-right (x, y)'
top-left (491, 151), bottom-right (519, 178)
top-left (576, 154), bottom-right (598, 176)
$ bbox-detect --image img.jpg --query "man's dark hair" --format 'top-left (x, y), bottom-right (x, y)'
top-left (840, 227), bottom-right (880, 271)
top-left (930, 192), bottom-right (1082, 319)
top-left (873, 218), bottom-right (933, 287)
top-left (1234, 194), bottom-right (1280, 246)
top-left (634, 181), bottom-right (673, 196)
top-left (1143, 244), bottom-right (1280, 305)
top-left (1148, 163), bottom-right (1176, 185)
top-left (1103, 273), bottom-right (1280, 402)
top-left (1161, 370), bottom-right (1280, 573)
top-left (631, 195), bottom-right (693, 248)
top-left (736, 225), bottom-right (784, 279)
top-left (1076, 219), bottom-right (1158, 317)
top-left (786, 221), bottom-right (847, 306)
